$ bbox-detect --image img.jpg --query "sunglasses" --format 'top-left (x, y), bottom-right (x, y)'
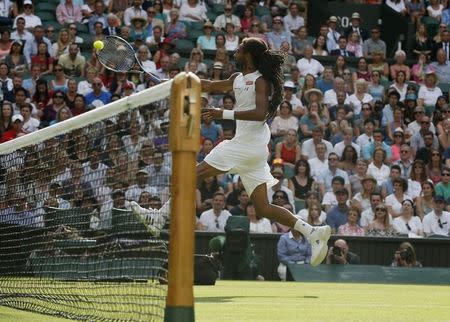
top-left (414, 111), bottom-right (424, 114)
top-left (443, 173), bottom-right (450, 176)
top-left (54, 95), bottom-right (64, 98)
top-left (274, 195), bottom-right (285, 199)
top-left (148, 11), bottom-right (156, 14)
top-left (343, 72), bottom-right (351, 75)
top-left (328, 158), bottom-right (338, 161)
top-left (405, 223), bottom-right (411, 231)
top-left (375, 207), bottom-right (387, 211)
top-left (438, 218), bottom-right (447, 229)
top-left (54, 68), bottom-right (63, 71)
top-left (432, 153), bottom-right (440, 156)
top-left (421, 121), bottom-right (430, 125)
top-left (401, 150), bottom-right (409, 153)
top-left (394, 134), bottom-right (403, 138)
top-left (47, 29), bottom-right (55, 33)
top-left (362, 107), bottom-right (371, 110)
top-left (215, 219), bottom-right (220, 229)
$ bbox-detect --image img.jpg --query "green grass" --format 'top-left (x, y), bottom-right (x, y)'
top-left (1, 281), bottom-right (450, 321)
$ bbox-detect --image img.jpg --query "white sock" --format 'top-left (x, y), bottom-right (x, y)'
top-left (293, 218), bottom-right (315, 238)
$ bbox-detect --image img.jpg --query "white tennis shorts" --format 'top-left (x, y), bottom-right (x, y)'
top-left (204, 139), bottom-right (277, 197)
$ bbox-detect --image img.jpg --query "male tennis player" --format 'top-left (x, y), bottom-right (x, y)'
top-left (132, 38), bottom-right (330, 266)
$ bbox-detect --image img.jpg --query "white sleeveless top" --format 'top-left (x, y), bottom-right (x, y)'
top-left (232, 71), bottom-right (271, 145)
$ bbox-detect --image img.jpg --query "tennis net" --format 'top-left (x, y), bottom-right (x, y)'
top-left (0, 79), bottom-right (175, 321)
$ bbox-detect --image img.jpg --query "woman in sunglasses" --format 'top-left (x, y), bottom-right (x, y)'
top-left (393, 199), bottom-right (423, 237)
top-left (365, 204), bottom-right (397, 237)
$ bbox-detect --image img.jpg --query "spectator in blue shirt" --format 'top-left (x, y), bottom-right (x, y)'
top-left (326, 188), bottom-right (350, 233)
top-left (277, 229), bottom-right (311, 281)
top-left (362, 129), bottom-right (392, 161)
top-left (85, 77), bottom-right (111, 107)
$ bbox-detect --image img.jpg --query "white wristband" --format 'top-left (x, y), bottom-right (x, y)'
top-left (222, 110), bottom-right (235, 120)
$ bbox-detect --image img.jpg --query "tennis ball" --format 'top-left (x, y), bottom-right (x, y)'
top-left (93, 40), bottom-right (104, 51)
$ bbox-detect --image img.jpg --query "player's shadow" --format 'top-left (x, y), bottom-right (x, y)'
top-left (195, 295), bottom-right (318, 303)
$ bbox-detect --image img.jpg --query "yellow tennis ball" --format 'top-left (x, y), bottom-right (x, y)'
top-left (93, 40), bottom-right (104, 51)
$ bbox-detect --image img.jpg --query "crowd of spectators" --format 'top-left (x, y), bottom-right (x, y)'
top-left (0, 0), bottom-right (450, 247)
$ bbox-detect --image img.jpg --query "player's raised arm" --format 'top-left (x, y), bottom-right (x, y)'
top-left (201, 72), bottom-right (239, 93)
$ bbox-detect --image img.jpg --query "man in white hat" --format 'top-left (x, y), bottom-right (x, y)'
top-left (283, 80), bottom-right (303, 116)
top-left (13, 0), bottom-right (41, 30)
top-left (326, 16), bottom-right (341, 52)
top-left (344, 12), bottom-right (368, 41)
top-left (1, 114), bottom-right (24, 143)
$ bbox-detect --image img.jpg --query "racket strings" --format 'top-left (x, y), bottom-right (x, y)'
top-left (97, 37), bottom-right (136, 72)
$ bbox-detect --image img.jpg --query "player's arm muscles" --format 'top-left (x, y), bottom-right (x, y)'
top-left (234, 77), bottom-right (269, 121)
top-left (201, 73), bottom-right (239, 93)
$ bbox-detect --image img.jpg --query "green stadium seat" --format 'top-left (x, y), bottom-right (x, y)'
top-left (187, 29), bottom-right (204, 42)
top-left (190, 21), bottom-right (205, 31)
top-left (255, 6), bottom-right (269, 17)
top-left (75, 22), bottom-right (89, 34)
top-left (283, 165), bottom-right (295, 179)
top-left (213, 4), bottom-right (224, 14)
top-left (37, 11), bottom-right (56, 22)
top-left (206, 12), bottom-right (217, 22)
top-left (35, 3), bottom-right (56, 12)
top-left (294, 199), bottom-right (306, 212)
top-left (438, 82), bottom-right (450, 96)
top-left (173, 39), bottom-right (194, 54)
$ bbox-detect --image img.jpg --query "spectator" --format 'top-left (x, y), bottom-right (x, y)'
top-left (13, 0), bottom-right (41, 30)
top-left (381, 164), bottom-right (402, 198)
top-left (146, 25), bottom-right (164, 50)
top-left (430, 49), bottom-right (450, 83)
top-left (85, 77), bottom-right (111, 107)
top-left (166, 9), bottom-right (187, 40)
top-left (418, 181), bottom-right (435, 218)
top-left (344, 12), bottom-right (368, 41)
top-left (368, 51), bottom-right (389, 80)
top-left (19, 104), bottom-right (38, 133)
top-left (282, 80), bottom-right (303, 116)
top-left (427, 0), bottom-right (444, 21)
top-left (326, 187), bottom-right (350, 233)
top-left (24, 25), bottom-right (52, 65)
top-left (296, 46), bottom-right (324, 78)
top-left (385, 177), bottom-right (412, 218)
top-left (42, 90), bottom-right (67, 125)
top-left (349, 159), bottom-right (369, 195)
top-left (0, 114), bottom-right (24, 142)
top-left (275, 129), bottom-right (301, 170)
top-left (56, 0), bottom-right (82, 25)
top-left (283, 3), bottom-right (304, 37)
top-left (51, 29), bottom-right (70, 60)
top-left (0, 29), bottom-right (11, 61)
top-left (330, 36), bottom-right (354, 57)
top-left (291, 26), bottom-right (310, 56)
top-left (362, 129), bottom-right (392, 161)
top-left (300, 101), bottom-right (328, 139)
top-left (11, 17), bottom-right (33, 43)
top-left (49, 64), bottom-right (69, 93)
top-left (4, 40), bottom-right (27, 77)
top-left (287, 159), bottom-right (315, 201)
top-left (412, 24), bottom-right (433, 58)
top-left (326, 16), bottom-right (340, 52)
top-left (299, 74), bottom-right (317, 106)
top-left (247, 201), bottom-right (273, 233)
top-left (277, 228), bottom-right (311, 280)
top-left (418, 71), bottom-right (442, 108)
top-left (367, 148), bottom-right (390, 186)
top-left (338, 206), bottom-right (365, 236)
top-left (213, 3), bottom-right (240, 32)
top-left (0, 0), bottom-right (14, 27)
top-left (197, 192), bottom-right (231, 232)
top-left (130, 16), bottom-right (149, 42)
top-left (197, 21), bottom-right (216, 50)
top-left (179, 0), bottom-right (207, 23)
top-left (224, 23), bottom-right (239, 52)
top-left (352, 57), bottom-right (371, 82)
top-left (88, 1), bottom-right (107, 35)
top-left (324, 77), bottom-right (348, 107)
top-left (408, 106), bottom-right (436, 136)
top-left (30, 42), bottom-right (53, 76)
top-left (411, 122), bottom-right (439, 156)
top-left (270, 100), bottom-right (298, 138)
top-left (393, 199), bottom-right (424, 237)
top-left (103, 13), bottom-right (121, 36)
top-left (268, 169), bottom-right (295, 211)
top-left (125, 169), bottom-right (157, 202)
top-left (365, 204), bottom-right (397, 237)
top-left (361, 192), bottom-right (386, 228)
top-left (391, 242), bottom-right (422, 267)
top-left (246, 20), bottom-right (267, 43)
top-left (346, 31), bottom-right (363, 58)
top-left (302, 126), bottom-right (333, 160)
top-left (362, 26), bottom-right (386, 59)
top-left (308, 142), bottom-right (329, 181)
top-left (407, 0), bottom-right (425, 25)
top-left (312, 34), bottom-right (328, 56)
top-left (322, 176), bottom-right (347, 212)
top-left (230, 189), bottom-right (249, 216)
top-left (388, 122), bottom-right (406, 156)
top-left (422, 195), bottom-right (450, 236)
top-left (326, 239), bottom-right (360, 264)
top-left (71, 94), bottom-right (87, 116)
top-left (435, 167), bottom-right (450, 199)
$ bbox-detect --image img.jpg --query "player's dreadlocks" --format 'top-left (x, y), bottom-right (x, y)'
top-left (242, 38), bottom-right (286, 120)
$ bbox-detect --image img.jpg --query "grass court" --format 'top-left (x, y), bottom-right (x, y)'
top-left (0, 280), bottom-right (449, 321)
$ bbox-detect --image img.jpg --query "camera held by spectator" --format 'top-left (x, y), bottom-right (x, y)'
top-left (326, 239), bottom-right (360, 265)
top-left (391, 242), bottom-right (422, 267)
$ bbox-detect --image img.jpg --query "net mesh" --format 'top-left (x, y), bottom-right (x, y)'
top-left (96, 36), bottom-right (137, 72)
top-left (0, 81), bottom-right (174, 321)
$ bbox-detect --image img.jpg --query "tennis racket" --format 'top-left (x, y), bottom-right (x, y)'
top-left (95, 35), bottom-right (162, 84)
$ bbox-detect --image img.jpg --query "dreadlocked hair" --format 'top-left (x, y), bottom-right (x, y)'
top-left (242, 38), bottom-right (286, 119)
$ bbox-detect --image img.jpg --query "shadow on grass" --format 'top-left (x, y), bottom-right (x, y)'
top-left (196, 295), bottom-right (318, 303)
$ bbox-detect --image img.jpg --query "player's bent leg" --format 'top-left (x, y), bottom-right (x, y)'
top-left (197, 161), bottom-right (226, 182)
top-left (250, 183), bottom-right (331, 266)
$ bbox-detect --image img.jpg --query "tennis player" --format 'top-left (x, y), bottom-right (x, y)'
top-left (199, 38), bottom-right (330, 266)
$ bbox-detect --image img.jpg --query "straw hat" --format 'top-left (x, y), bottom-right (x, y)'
top-left (131, 16), bottom-right (148, 27)
top-left (304, 88), bottom-right (323, 102)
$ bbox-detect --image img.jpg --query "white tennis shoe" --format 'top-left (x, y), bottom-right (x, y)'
top-left (309, 225), bottom-right (331, 267)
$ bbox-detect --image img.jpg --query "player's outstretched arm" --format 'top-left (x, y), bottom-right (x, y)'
top-left (201, 73), bottom-right (239, 93)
